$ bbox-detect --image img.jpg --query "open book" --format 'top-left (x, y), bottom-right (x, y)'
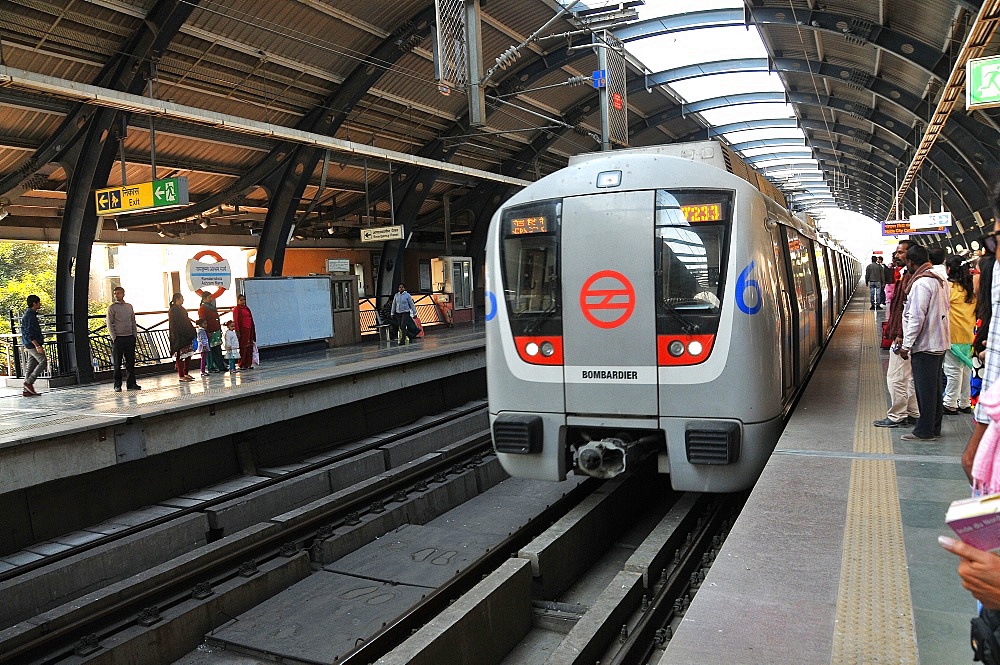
top-left (947, 494), bottom-right (1000, 551)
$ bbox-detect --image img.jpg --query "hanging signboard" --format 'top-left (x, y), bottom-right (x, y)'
top-left (95, 177), bottom-right (189, 215)
top-left (360, 225), bottom-right (404, 242)
top-left (968, 55), bottom-right (1000, 110)
top-left (908, 211), bottom-right (952, 230)
top-left (882, 219), bottom-right (946, 236)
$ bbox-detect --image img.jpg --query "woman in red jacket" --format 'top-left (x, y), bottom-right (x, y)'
top-left (232, 294), bottom-right (257, 369)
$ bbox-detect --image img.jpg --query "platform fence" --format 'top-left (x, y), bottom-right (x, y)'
top-left (3, 295), bottom-right (449, 380)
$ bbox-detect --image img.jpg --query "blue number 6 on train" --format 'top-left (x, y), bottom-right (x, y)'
top-left (736, 261), bottom-right (762, 315)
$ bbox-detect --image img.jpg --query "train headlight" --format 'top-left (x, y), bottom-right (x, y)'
top-left (540, 341), bottom-right (555, 357)
top-left (668, 340), bottom-right (685, 357)
top-left (525, 342), bottom-right (540, 356)
top-left (596, 170), bottom-right (622, 188)
top-left (687, 340), bottom-right (703, 356)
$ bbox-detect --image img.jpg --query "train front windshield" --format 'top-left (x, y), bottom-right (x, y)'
top-left (654, 189), bottom-right (733, 335)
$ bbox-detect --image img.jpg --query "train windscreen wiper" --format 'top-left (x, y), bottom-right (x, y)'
top-left (659, 300), bottom-right (702, 334)
top-left (521, 304), bottom-right (559, 334)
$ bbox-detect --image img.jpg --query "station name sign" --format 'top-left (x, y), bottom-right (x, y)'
top-left (360, 225), bottom-right (404, 243)
top-left (95, 177), bottom-right (189, 215)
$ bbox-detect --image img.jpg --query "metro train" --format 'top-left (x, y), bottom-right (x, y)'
top-left (485, 140), bottom-right (860, 492)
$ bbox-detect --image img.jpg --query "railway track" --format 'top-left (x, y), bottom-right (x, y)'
top-left (360, 465), bottom-right (743, 665)
top-left (1, 403), bottom-right (743, 664)
top-left (0, 400), bottom-right (501, 663)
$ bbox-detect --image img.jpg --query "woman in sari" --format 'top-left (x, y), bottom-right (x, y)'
top-left (232, 295), bottom-right (257, 369)
top-left (167, 293), bottom-right (196, 382)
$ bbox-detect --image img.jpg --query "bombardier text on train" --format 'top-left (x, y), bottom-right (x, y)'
top-left (580, 370), bottom-right (639, 380)
top-left (485, 140), bottom-right (859, 492)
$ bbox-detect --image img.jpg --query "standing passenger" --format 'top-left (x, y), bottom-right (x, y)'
top-left (929, 246), bottom-right (948, 281)
top-left (168, 293), bottom-right (196, 383)
top-left (875, 240), bottom-right (917, 428)
top-left (963, 235), bottom-right (1000, 482)
top-left (198, 291), bottom-right (225, 373)
top-left (898, 244), bottom-right (950, 441)
top-left (883, 256), bottom-right (896, 307)
top-left (232, 295), bottom-right (257, 370)
top-left (195, 319), bottom-right (210, 377)
top-left (20, 294), bottom-right (46, 397)
top-left (876, 256), bottom-right (887, 307)
top-left (943, 257), bottom-right (976, 415)
top-left (866, 255), bottom-right (883, 310)
top-left (391, 283), bottom-right (419, 342)
top-left (222, 320), bottom-right (240, 373)
top-left (107, 286), bottom-right (141, 392)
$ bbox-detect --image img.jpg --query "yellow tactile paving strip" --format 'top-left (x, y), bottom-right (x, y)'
top-left (830, 307), bottom-right (919, 664)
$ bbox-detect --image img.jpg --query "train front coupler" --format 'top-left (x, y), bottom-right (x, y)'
top-left (574, 433), bottom-right (659, 479)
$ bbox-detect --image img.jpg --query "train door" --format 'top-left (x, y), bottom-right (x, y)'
top-left (560, 191), bottom-right (658, 416)
top-left (813, 243), bottom-right (831, 339)
top-left (825, 248), bottom-right (840, 317)
top-left (782, 227), bottom-right (817, 382)
top-left (771, 225), bottom-right (796, 400)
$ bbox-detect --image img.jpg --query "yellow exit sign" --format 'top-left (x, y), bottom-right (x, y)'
top-left (94, 177), bottom-right (189, 215)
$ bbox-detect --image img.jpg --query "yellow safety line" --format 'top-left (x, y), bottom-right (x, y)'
top-left (831, 306), bottom-right (919, 664)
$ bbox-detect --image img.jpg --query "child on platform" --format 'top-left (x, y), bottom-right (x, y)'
top-left (196, 319), bottom-right (211, 376)
top-left (223, 320), bottom-right (241, 374)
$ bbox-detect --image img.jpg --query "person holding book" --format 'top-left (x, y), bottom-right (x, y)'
top-left (940, 536), bottom-right (1000, 609)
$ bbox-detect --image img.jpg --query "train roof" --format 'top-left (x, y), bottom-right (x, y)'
top-left (568, 141), bottom-right (788, 210)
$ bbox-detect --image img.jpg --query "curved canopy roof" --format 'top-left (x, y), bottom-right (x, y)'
top-left (1, 0), bottom-right (999, 254)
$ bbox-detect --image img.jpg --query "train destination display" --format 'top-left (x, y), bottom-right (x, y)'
top-left (680, 203), bottom-right (723, 222)
top-left (509, 216), bottom-right (549, 235)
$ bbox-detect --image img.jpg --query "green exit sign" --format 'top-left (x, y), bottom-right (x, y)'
top-left (968, 55), bottom-right (1000, 109)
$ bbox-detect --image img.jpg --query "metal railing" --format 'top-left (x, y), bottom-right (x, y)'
top-left (359, 294), bottom-right (444, 334)
top-left (3, 311), bottom-right (75, 380)
top-left (86, 307), bottom-right (231, 373)
top-left (3, 296), bottom-right (448, 380)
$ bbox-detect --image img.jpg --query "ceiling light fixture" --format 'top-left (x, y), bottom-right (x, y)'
top-left (199, 219), bottom-right (210, 229)
top-left (0, 209), bottom-right (8, 221)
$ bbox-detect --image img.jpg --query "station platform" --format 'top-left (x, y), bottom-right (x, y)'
top-left (0, 325), bottom-right (485, 554)
top-left (664, 292), bottom-right (975, 664)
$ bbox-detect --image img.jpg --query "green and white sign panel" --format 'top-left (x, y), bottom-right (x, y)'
top-left (967, 55), bottom-right (1000, 110)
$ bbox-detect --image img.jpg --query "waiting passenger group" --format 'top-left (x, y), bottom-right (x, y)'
top-left (18, 288), bottom-right (257, 398)
top-left (872, 230), bottom-right (1000, 622)
top-left (873, 243), bottom-right (977, 440)
top-left (173, 291), bottom-right (257, 379)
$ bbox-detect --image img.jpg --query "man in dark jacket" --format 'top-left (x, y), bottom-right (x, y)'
top-left (866, 255), bottom-right (884, 309)
top-left (20, 294), bottom-right (46, 397)
top-left (874, 240), bottom-right (916, 427)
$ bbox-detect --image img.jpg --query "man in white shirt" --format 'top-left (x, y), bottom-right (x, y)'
top-left (898, 245), bottom-right (950, 440)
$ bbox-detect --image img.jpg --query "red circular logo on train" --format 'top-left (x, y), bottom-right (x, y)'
top-left (580, 270), bottom-right (635, 329)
